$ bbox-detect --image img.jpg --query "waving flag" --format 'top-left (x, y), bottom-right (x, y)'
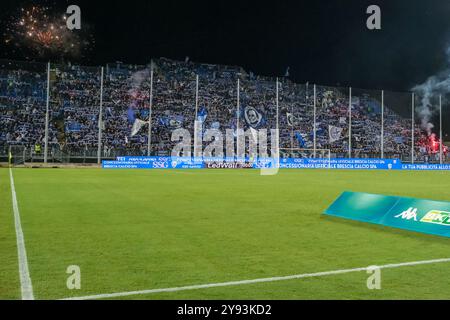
top-left (159, 115), bottom-right (184, 129)
top-left (131, 119), bottom-right (148, 137)
top-left (329, 125), bottom-right (343, 143)
top-left (249, 127), bottom-right (258, 143)
top-left (211, 121), bottom-right (220, 129)
top-left (197, 106), bottom-right (208, 123)
top-left (295, 132), bottom-right (306, 148)
top-left (286, 112), bottom-right (298, 127)
top-left (394, 137), bottom-right (404, 144)
top-left (127, 106), bottom-right (136, 124)
top-left (244, 106), bottom-right (264, 128)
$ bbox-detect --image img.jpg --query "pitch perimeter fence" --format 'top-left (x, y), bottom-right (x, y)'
top-left (0, 59), bottom-right (448, 164)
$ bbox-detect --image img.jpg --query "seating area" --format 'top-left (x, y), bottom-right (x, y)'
top-left (0, 58), bottom-right (445, 162)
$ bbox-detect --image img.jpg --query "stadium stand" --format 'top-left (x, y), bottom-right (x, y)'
top-left (0, 58), bottom-right (447, 163)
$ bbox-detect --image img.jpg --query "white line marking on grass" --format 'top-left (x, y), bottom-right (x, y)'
top-left (61, 257), bottom-right (450, 300)
top-left (9, 168), bottom-right (34, 300)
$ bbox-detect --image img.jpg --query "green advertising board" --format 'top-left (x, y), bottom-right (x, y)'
top-left (324, 192), bottom-right (450, 238)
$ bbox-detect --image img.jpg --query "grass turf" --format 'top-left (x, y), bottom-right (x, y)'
top-left (1, 167), bottom-right (450, 299)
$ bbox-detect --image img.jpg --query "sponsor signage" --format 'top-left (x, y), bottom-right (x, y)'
top-left (279, 158), bottom-right (401, 170)
top-left (324, 191), bottom-right (450, 238)
top-left (401, 164), bottom-right (450, 171)
top-left (102, 157), bottom-right (450, 171)
top-left (205, 162), bottom-right (254, 169)
top-left (102, 157), bottom-right (203, 169)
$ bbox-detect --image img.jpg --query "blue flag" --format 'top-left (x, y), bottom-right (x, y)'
top-left (295, 132), bottom-right (306, 148)
top-left (197, 106), bottom-right (207, 122)
top-left (127, 106), bottom-right (136, 124)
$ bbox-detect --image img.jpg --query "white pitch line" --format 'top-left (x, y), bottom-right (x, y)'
top-left (61, 257), bottom-right (450, 300)
top-left (9, 168), bottom-right (34, 300)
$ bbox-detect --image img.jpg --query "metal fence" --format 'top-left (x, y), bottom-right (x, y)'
top-left (0, 58), bottom-right (448, 164)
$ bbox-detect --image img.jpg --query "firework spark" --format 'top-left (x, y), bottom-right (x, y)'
top-left (3, 5), bottom-right (94, 60)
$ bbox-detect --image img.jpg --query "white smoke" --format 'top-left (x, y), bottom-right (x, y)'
top-left (128, 68), bottom-right (150, 95)
top-left (412, 46), bottom-right (450, 135)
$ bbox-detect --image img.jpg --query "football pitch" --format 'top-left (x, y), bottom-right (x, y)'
top-left (1, 167), bottom-right (450, 300)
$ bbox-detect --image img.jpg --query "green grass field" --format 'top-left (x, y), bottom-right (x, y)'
top-left (1, 167), bottom-right (450, 300)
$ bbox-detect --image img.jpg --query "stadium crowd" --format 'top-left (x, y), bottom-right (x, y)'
top-left (0, 58), bottom-right (446, 161)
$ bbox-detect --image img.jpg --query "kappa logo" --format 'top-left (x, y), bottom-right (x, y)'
top-left (394, 207), bottom-right (418, 221)
top-left (420, 210), bottom-right (450, 226)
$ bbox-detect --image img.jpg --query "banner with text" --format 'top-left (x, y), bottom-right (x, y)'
top-left (324, 191), bottom-right (450, 238)
top-left (102, 157), bottom-right (450, 171)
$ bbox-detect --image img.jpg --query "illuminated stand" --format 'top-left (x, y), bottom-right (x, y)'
top-left (12, 60), bottom-right (445, 166)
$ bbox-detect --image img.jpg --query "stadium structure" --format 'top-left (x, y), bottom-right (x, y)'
top-left (0, 57), bottom-right (447, 165)
top-left (1, 57), bottom-right (450, 302)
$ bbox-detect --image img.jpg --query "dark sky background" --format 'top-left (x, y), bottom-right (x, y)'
top-left (2, 0), bottom-right (450, 91)
top-left (1, 0), bottom-right (450, 133)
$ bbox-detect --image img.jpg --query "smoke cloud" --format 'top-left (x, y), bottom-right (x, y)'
top-left (128, 68), bottom-right (150, 94)
top-left (412, 46), bottom-right (450, 135)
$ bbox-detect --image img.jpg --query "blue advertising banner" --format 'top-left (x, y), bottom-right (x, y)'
top-left (279, 158), bottom-right (401, 170)
top-left (103, 156), bottom-right (274, 169)
top-left (401, 163), bottom-right (450, 171)
top-left (324, 191), bottom-right (450, 238)
top-left (102, 157), bottom-right (204, 169)
top-left (102, 156), bottom-right (450, 171)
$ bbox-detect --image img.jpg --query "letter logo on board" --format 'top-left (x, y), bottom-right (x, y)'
top-left (324, 192), bottom-right (450, 238)
top-left (421, 210), bottom-right (450, 226)
top-left (394, 207), bottom-right (418, 221)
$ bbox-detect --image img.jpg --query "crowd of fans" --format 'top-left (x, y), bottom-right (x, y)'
top-left (0, 58), bottom-right (446, 161)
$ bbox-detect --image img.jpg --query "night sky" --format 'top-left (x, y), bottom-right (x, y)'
top-left (1, 1), bottom-right (450, 93)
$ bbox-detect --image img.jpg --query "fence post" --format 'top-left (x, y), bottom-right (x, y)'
top-left (381, 90), bottom-right (384, 158)
top-left (274, 78), bottom-right (280, 165)
top-left (440, 94), bottom-right (443, 164)
top-left (290, 97), bottom-right (294, 153)
top-left (147, 68), bottom-right (153, 156)
top-left (236, 78), bottom-right (240, 160)
top-left (411, 93), bottom-right (415, 164)
top-left (313, 84), bottom-right (316, 158)
top-left (276, 78), bottom-right (279, 131)
top-left (236, 78), bottom-right (240, 131)
top-left (44, 62), bottom-right (50, 164)
top-left (348, 87), bottom-right (352, 158)
top-left (8, 145), bottom-right (11, 167)
top-left (97, 67), bottom-right (104, 165)
top-left (193, 74), bottom-right (201, 158)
